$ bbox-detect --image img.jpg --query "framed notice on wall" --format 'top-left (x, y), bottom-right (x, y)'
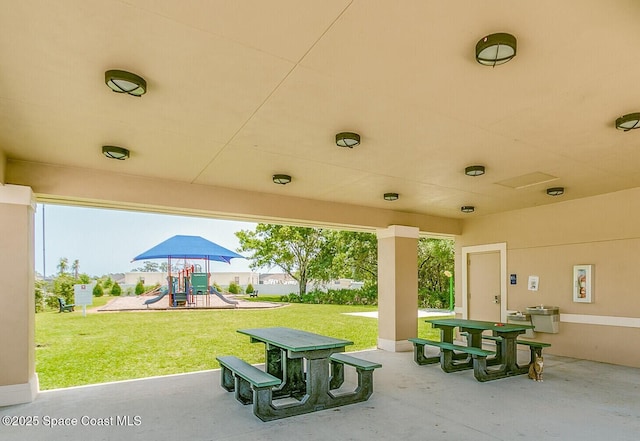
top-left (573, 265), bottom-right (594, 303)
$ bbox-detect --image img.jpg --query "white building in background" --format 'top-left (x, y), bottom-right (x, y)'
top-left (124, 271), bottom-right (363, 294)
top-left (124, 271), bottom-right (260, 288)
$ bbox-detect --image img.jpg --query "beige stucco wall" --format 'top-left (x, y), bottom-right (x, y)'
top-left (7, 160), bottom-right (461, 236)
top-left (0, 185), bottom-right (37, 405)
top-left (377, 226), bottom-right (418, 352)
top-left (0, 149), bottom-right (6, 184)
top-left (457, 187), bottom-right (640, 367)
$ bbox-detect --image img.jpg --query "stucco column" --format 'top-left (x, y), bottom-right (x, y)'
top-left (0, 184), bottom-right (37, 405)
top-left (377, 225), bottom-right (419, 352)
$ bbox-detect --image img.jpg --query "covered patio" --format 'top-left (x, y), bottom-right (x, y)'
top-left (3, 0), bottom-right (640, 414)
top-left (2, 349), bottom-right (638, 441)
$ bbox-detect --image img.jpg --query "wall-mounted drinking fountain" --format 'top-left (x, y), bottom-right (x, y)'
top-left (525, 305), bottom-right (560, 333)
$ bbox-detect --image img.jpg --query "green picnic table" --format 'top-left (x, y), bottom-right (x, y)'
top-left (422, 318), bottom-right (534, 381)
top-left (218, 327), bottom-right (381, 421)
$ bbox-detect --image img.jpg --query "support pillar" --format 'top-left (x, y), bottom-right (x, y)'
top-left (376, 225), bottom-right (419, 352)
top-left (0, 185), bottom-right (38, 405)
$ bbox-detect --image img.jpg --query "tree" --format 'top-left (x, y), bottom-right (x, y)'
top-left (417, 238), bottom-right (454, 308)
top-left (134, 261), bottom-right (160, 272)
top-left (72, 259), bottom-right (80, 278)
top-left (236, 224), bottom-right (326, 296)
top-left (135, 280), bottom-right (145, 295)
top-left (77, 273), bottom-right (92, 284)
top-left (57, 257), bottom-right (69, 275)
top-left (53, 273), bottom-right (76, 304)
top-left (315, 230), bottom-right (377, 285)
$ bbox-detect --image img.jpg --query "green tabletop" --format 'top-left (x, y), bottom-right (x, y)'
top-left (427, 318), bottom-right (533, 333)
top-left (238, 327), bottom-right (353, 352)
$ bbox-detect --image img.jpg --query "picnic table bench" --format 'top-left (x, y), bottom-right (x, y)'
top-left (248, 290), bottom-right (258, 298)
top-left (217, 355), bottom-right (281, 407)
top-left (414, 318), bottom-right (537, 382)
top-left (409, 337), bottom-right (494, 371)
top-left (218, 327), bottom-right (381, 421)
top-left (329, 352), bottom-right (382, 397)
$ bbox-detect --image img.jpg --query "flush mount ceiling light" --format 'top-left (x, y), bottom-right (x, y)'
top-left (105, 70), bottom-right (147, 96)
top-left (615, 113), bottom-right (640, 131)
top-left (546, 187), bottom-right (564, 196)
top-left (475, 33), bottom-right (517, 66)
top-left (272, 174), bottom-right (292, 185)
top-left (460, 205), bottom-right (475, 213)
top-left (102, 145), bottom-right (130, 160)
top-left (465, 165), bottom-right (486, 176)
top-left (335, 132), bottom-right (360, 148)
top-left (383, 193), bottom-right (399, 201)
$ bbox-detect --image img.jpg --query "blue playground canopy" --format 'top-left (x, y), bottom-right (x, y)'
top-left (132, 235), bottom-right (244, 263)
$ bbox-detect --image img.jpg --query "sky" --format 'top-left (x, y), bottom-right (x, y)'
top-left (34, 204), bottom-right (259, 277)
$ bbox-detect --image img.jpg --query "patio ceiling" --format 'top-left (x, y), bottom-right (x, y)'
top-left (2, 1), bottom-right (640, 219)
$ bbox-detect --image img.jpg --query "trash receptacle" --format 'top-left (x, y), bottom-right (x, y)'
top-left (507, 312), bottom-right (535, 338)
top-left (526, 305), bottom-right (560, 333)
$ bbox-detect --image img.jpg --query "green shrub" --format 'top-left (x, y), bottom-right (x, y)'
top-left (228, 282), bottom-right (241, 294)
top-left (93, 283), bottom-right (104, 297)
top-left (110, 282), bottom-right (122, 296)
top-left (135, 281), bottom-right (145, 295)
top-left (35, 280), bottom-right (47, 312)
top-left (53, 274), bottom-right (76, 305)
top-left (418, 289), bottom-right (449, 309)
top-left (245, 283), bottom-right (254, 294)
top-left (280, 286), bottom-right (378, 306)
top-left (102, 277), bottom-right (113, 289)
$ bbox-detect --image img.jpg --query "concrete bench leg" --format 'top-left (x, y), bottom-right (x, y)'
top-left (328, 368), bottom-right (376, 405)
top-left (413, 343), bottom-right (440, 365)
top-left (528, 346), bottom-right (544, 364)
top-left (266, 347), bottom-right (306, 399)
top-left (329, 360), bottom-right (345, 389)
top-left (441, 350), bottom-right (473, 373)
top-left (220, 365), bottom-right (235, 392)
top-left (472, 355), bottom-right (495, 382)
top-left (235, 376), bottom-right (254, 405)
top-left (472, 354), bottom-right (528, 382)
top-left (252, 386), bottom-right (277, 422)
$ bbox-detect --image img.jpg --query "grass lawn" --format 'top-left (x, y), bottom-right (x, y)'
top-left (36, 298), bottom-right (443, 390)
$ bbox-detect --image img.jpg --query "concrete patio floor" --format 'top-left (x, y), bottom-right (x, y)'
top-left (2, 349), bottom-right (639, 440)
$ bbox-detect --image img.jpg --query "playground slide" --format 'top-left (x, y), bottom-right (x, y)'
top-left (143, 288), bottom-right (169, 305)
top-left (209, 286), bottom-right (239, 305)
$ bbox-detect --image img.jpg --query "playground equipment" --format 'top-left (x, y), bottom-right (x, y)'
top-left (132, 235), bottom-right (244, 308)
top-left (143, 286), bottom-right (170, 306)
top-left (175, 266), bottom-right (209, 307)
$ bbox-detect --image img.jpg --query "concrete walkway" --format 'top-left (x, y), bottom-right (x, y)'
top-left (2, 349), bottom-right (639, 440)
